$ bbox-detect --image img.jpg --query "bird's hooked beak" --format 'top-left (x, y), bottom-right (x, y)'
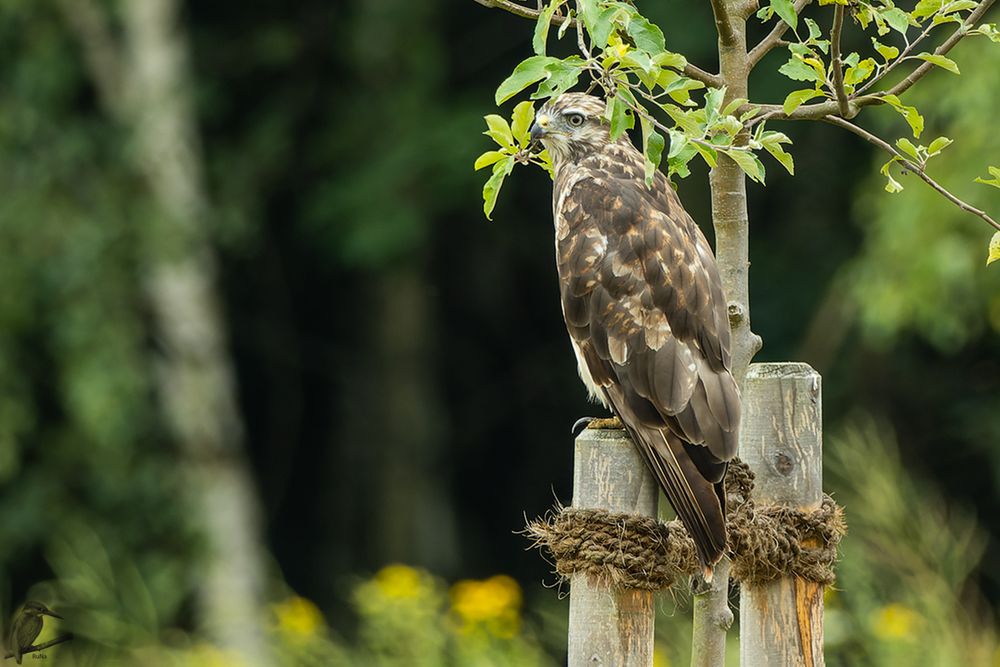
top-left (529, 113), bottom-right (551, 143)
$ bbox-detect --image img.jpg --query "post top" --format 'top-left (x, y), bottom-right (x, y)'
top-left (746, 362), bottom-right (818, 380)
top-left (575, 426), bottom-right (630, 445)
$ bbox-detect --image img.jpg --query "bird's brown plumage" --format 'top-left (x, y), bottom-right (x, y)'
top-left (533, 93), bottom-right (741, 571)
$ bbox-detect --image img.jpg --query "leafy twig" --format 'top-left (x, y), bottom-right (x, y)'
top-left (886, 0), bottom-right (997, 98)
top-left (472, 0), bottom-right (544, 21)
top-left (472, 0), bottom-right (722, 86)
top-left (748, 0), bottom-right (812, 67)
top-left (855, 18), bottom-right (936, 95)
top-left (824, 115), bottom-right (1000, 232)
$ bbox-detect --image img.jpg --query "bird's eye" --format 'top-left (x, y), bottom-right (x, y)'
top-left (566, 113), bottom-right (585, 127)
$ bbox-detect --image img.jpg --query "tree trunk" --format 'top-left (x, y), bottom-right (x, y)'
top-left (60, 1), bottom-right (272, 663)
top-left (692, 0), bottom-right (762, 664)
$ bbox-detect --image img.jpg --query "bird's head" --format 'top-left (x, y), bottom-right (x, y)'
top-left (20, 601), bottom-right (61, 620)
top-left (530, 93), bottom-right (615, 164)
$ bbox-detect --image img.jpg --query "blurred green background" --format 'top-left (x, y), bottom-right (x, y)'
top-left (0, 0), bottom-right (998, 665)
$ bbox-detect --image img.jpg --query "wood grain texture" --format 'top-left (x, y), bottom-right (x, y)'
top-left (739, 362), bottom-right (824, 667)
top-left (568, 428), bottom-right (658, 667)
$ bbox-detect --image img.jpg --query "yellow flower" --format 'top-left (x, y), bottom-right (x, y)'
top-left (375, 564), bottom-right (425, 600)
top-left (653, 645), bottom-right (671, 667)
top-left (273, 595), bottom-right (325, 639)
top-left (450, 575), bottom-right (522, 638)
top-left (871, 603), bottom-right (921, 641)
top-left (185, 642), bottom-right (244, 667)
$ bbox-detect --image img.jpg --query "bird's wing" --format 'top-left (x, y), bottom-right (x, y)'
top-left (555, 163), bottom-right (740, 566)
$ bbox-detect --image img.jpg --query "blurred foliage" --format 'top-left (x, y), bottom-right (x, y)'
top-left (847, 39), bottom-right (1000, 350)
top-left (824, 420), bottom-right (999, 666)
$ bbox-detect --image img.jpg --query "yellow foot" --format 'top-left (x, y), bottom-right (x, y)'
top-left (585, 416), bottom-right (623, 430)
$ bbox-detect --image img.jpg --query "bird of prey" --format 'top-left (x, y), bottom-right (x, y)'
top-left (530, 93), bottom-right (741, 575)
top-left (8, 601), bottom-right (62, 664)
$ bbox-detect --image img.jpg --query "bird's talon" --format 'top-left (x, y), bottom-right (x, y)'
top-left (571, 417), bottom-right (597, 435)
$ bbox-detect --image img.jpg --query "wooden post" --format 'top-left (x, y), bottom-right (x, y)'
top-left (739, 362), bottom-right (824, 667)
top-left (568, 427), bottom-right (659, 667)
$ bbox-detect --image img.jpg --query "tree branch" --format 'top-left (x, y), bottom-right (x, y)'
top-left (4, 634), bottom-right (74, 660)
top-left (472, 0), bottom-right (542, 20)
top-left (745, 94), bottom-right (883, 127)
top-left (855, 19), bottom-right (936, 95)
top-left (824, 115), bottom-right (1000, 232)
top-left (472, 0), bottom-right (722, 86)
top-left (747, 0), bottom-right (811, 68)
top-left (708, 0), bottom-right (739, 47)
top-left (829, 4), bottom-right (850, 118)
top-left (886, 0), bottom-right (997, 98)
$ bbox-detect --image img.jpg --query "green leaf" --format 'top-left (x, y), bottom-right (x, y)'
top-left (577, 0), bottom-right (599, 35)
top-left (657, 71), bottom-right (705, 105)
top-left (872, 39), bottom-right (900, 62)
top-left (483, 114), bottom-right (514, 147)
top-left (912, 0), bottom-right (942, 20)
top-left (722, 97), bottom-right (750, 116)
top-left (882, 94), bottom-right (924, 138)
top-left (975, 165), bottom-right (1000, 188)
top-left (880, 157), bottom-right (903, 193)
top-left (913, 52), bottom-right (960, 74)
top-left (973, 23), bottom-right (1000, 43)
top-left (511, 101), bottom-right (536, 147)
top-left (533, 1), bottom-right (561, 56)
top-left (532, 56), bottom-right (585, 99)
top-left (782, 88), bottom-right (824, 114)
top-left (880, 7), bottom-right (911, 34)
top-left (844, 58), bottom-right (876, 85)
top-left (895, 137), bottom-right (921, 161)
top-left (482, 156), bottom-right (515, 220)
top-left (653, 51), bottom-right (688, 70)
top-left (621, 48), bottom-right (655, 78)
top-left (474, 150), bottom-right (506, 171)
top-left (639, 116), bottom-right (665, 185)
top-left (666, 130), bottom-right (697, 179)
top-left (557, 8), bottom-right (575, 38)
top-left (989, 231), bottom-right (1000, 266)
top-left (726, 149), bottom-right (766, 184)
top-left (609, 93), bottom-right (633, 140)
top-left (495, 56), bottom-right (559, 105)
top-left (704, 87), bottom-right (726, 123)
top-left (591, 7), bottom-right (619, 49)
top-left (625, 13), bottom-right (666, 55)
top-left (761, 131), bottom-right (795, 175)
top-left (805, 18), bottom-right (822, 41)
top-left (779, 55), bottom-right (825, 83)
top-left (695, 143), bottom-right (718, 168)
top-left (926, 136), bottom-right (952, 156)
top-left (771, 0), bottom-right (798, 32)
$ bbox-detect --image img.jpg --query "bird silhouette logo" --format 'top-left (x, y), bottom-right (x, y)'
top-left (5, 601), bottom-right (69, 664)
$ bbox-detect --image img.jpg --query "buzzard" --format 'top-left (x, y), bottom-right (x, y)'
top-left (530, 93), bottom-right (741, 574)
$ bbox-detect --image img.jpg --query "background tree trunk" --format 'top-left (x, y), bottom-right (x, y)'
top-left (60, 1), bottom-right (272, 663)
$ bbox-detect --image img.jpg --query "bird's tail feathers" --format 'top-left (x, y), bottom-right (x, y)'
top-left (625, 423), bottom-right (727, 570)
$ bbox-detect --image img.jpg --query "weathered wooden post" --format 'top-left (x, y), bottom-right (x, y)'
top-left (739, 362), bottom-right (824, 667)
top-left (568, 426), bottom-right (658, 667)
